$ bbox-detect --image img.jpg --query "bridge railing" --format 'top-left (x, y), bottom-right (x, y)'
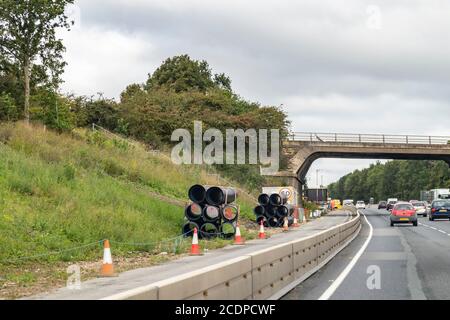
top-left (288, 132), bottom-right (450, 145)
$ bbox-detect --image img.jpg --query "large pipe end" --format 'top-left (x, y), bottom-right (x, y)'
top-left (203, 205), bottom-right (221, 222)
top-left (253, 205), bottom-right (266, 216)
top-left (258, 193), bottom-right (270, 206)
top-left (206, 186), bottom-right (224, 205)
top-left (269, 193), bottom-right (282, 206)
top-left (188, 184), bottom-right (207, 204)
top-left (223, 205), bottom-right (239, 221)
top-left (185, 203), bottom-right (203, 220)
top-left (182, 221), bottom-right (200, 237)
top-left (220, 222), bottom-right (236, 239)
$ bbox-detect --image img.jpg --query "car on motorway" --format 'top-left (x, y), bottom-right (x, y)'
top-left (331, 199), bottom-right (342, 210)
top-left (378, 201), bottom-right (387, 209)
top-left (343, 199), bottom-right (354, 206)
top-left (411, 201), bottom-right (427, 217)
top-left (356, 201), bottom-right (366, 209)
top-left (429, 200), bottom-right (450, 221)
top-left (387, 200), bottom-right (397, 211)
top-left (390, 202), bottom-right (418, 227)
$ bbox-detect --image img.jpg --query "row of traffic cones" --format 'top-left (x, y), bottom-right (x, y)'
top-left (98, 214), bottom-right (303, 277)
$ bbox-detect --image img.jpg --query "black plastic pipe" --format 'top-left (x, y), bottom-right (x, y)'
top-left (220, 222), bottom-right (236, 239)
top-left (200, 222), bottom-right (219, 239)
top-left (202, 205), bottom-right (221, 223)
top-left (185, 203), bottom-right (203, 221)
top-left (276, 205), bottom-right (289, 218)
top-left (222, 205), bottom-right (239, 222)
top-left (182, 221), bottom-right (200, 237)
top-left (258, 193), bottom-right (270, 206)
top-left (206, 187), bottom-right (237, 205)
top-left (188, 184), bottom-right (208, 204)
top-left (266, 205), bottom-right (278, 218)
top-left (269, 193), bottom-right (282, 206)
top-left (268, 217), bottom-right (279, 228)
top-left (253, 205), bottom-right (266, 216)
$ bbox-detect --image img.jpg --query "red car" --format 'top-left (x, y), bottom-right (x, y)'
top-left (390, 202), bottom-right (418, 227)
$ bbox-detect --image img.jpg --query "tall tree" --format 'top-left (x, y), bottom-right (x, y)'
top-left (145, 54), bottom-right (234, 94)
top-left (0, 0), bottom-right (74, 121)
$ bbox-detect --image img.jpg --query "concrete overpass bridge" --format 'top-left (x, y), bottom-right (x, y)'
top-left (274, 132), bottom-right (450, 203)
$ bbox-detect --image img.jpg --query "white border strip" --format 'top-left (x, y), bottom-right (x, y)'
top-left (318, 210), bottom-right (373, 300)
top-left (268, 223), bottom-right (361, 300)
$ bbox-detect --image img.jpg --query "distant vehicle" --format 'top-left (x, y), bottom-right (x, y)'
top-left (429, 200), bottom-right (450, 221)
top-left (411, 201), bottom-right (427, 217)
top-left (356, 201), bottom-right (366, 209)
top-left (409, 200), bottom-right (419, 203)
top-left (332, 199), bottom-right (342, 210)
top-left (390, 202), bottom-right (418, 227)
top-left (378, 201), bottom-right (387, 209)
top-left (343, 199), bottom-right (354, 206)
top-left (429, 189), bottom-right (450, 201)
top-left (387, 200), bottom-right (398, 211)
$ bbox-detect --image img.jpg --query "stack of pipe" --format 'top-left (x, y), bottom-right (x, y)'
top-left (183, 185), bottom-right (239, 239)
top-left (254, 193), bottom-right (294, 228)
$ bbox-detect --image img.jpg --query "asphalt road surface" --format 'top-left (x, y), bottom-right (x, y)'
top-left (282, 207), bottom-right (450, 300)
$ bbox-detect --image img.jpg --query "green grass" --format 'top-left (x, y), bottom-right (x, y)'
top-left (0, 122), bottom-right (258, 265)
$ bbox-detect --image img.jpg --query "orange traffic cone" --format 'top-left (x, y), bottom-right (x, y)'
top-left (189, 228), bottom-right (203, 255)
top-left (99, 240), bottom-right (116, 277)
top-left (258, 220), bottom-right (266, 239)
top-left (283, 217), bottom-right (289, 232)
top-left (293, 208), bottom-right (300, 227)
top-left (233, 223), bottom-right (245, 245)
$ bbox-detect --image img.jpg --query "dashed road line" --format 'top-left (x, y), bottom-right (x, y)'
top-left (418, 222), bottom-right (450, 236)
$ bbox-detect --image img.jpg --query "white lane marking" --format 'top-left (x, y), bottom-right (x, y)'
top-left (418, 222), bottom-right (450, 236)
top-left (318, 210), bottom-right (373, 300)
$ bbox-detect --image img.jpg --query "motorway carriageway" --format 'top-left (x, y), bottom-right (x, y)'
top-left (283, 207), bottom-right (450, 300)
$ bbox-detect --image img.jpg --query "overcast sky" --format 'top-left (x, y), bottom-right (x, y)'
top-left (60, 0), bottom-right (450, 187)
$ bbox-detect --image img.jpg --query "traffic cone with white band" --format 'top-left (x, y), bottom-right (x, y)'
top-left (293, 207), bottom-right (300, 227)
top-left (189, 227), bottom-right (203, 255)
top-left (258, 220), bottom-right (266, 239)
top-left (99, 240), bottom-right (116, 277)
top-left (233, 223), bottom-right (245, 245)
top-left (283, 217), bottom-right (289, 232)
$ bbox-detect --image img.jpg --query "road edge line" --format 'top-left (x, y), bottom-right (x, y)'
top-left (269, 219), bottom-right (361, 300)
top-left (318, 210), bottom-right (373, 300)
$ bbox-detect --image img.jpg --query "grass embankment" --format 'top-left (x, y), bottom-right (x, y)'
top-left (0, 122), bottom-right (260, 298)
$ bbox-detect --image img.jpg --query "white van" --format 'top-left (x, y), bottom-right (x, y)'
top-left (343, 199), bottom-right (354, 206)
top-left (356, 201), bottom-right (366, 209)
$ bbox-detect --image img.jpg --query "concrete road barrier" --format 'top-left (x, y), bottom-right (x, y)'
top-left (104, 209), bottom-right (361, 300)
top-left (250, 243), bottom-right (294, 299)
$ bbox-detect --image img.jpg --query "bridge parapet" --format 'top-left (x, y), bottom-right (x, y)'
top-left (288, 132), bottom-right (450, 145)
